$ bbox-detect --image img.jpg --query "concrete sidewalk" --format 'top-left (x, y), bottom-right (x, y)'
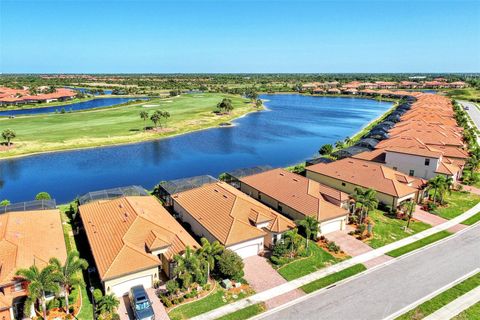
top-left (423, 286), bottom-right (480, 320)
top-left (413, 205), bottom-right (466, 233)
top-left (191, 202), bottom-right (480, 320)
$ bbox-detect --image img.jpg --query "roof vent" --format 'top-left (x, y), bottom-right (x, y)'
top-left (119, 203), bottom-right (123, 208)
top-left (223, 195), bottom-right (228, 199)
top-left (279, 173), bottom-right (284, 176)
top-left (214, 189), bottom-right (219, 193)
top-left (293, 178), bottom-right (298, 182)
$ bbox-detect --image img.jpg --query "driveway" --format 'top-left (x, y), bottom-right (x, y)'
top-left (118, 288), bottom-right (170, 320)
top-left (413, 205), bottom-right (466, 233)
top-left (243, 255), bottom-right (304, 309)
top-left (325, 229), bottom-right (393, 268)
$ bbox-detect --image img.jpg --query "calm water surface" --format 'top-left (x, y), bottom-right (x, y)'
top-left (0, 94), bottom-right (392, 203)
top-left (0, 97), bottom-right (148, 116)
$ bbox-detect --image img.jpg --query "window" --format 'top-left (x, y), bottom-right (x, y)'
top-left (425, 158), bottom-right (430, 166)
top-left (393, 167), bottom-right (398, 171)
top-left (13, 282), bottom-right (23, 292)
top-left (258, 194), bottom-right (262, 200)
top-left (277, 204), bottom-right (283, 212)
top-left (341, 182), bottom-right (346, 187)
top-left (409, 170), bottom-right (415, 176)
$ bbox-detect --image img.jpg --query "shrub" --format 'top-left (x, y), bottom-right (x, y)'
top-left (93, 288), bottom-right (103, 303)
top-left (427, 202), bottom-right (438, 212)
top-left (0, 199), bottom-right (10, 206)
top-left (165, 279), bottom-right (179, 296)
top-left (327, 241), bottom-right (340, 253)
top-left (272, 241), bottom-right (288, 258)
top-left (160, 295), bottom-right (172, 308)
top-left (216, 249), bottom-right (244, 281)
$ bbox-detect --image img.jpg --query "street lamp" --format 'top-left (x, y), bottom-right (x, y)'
top-left (90, 286), bottom-right (96, 319)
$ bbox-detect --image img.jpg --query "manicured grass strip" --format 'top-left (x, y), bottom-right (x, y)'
top-left (216, 303), bottom-right (266, 320)
top-left (169, 287), bottom-right (251, 320)
top-left (277, 243), bottom-right (339, 281)
top-left (367, 210), bottom-right (431, 249)
top-left (460, 212), bottom-right (480, 226)
top-left (395, 272), bottom-right (480, 320)
top-left (433, 191), bottom-right (480, 220)
top-left (386, 231), bottom-right (452, 258)
top-left (452, 301), bottom-right (480, 320)
top-left (300, 264), bottom-right (367, 294)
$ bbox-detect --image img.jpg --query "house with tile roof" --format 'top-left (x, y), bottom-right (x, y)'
top-left (0, 209), bottom-right (67, 320)
top-left (171, 181), bottom-right (295, 258)
top-left (239, 168), bottom-right (349, 235)
top-left (78, 196), bottom-right (199, 297)
top-left (306, 158), bottom-right (427, 209)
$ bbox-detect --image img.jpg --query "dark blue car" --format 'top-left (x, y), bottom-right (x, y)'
top-left (129, 285), bottom-right (155, 320)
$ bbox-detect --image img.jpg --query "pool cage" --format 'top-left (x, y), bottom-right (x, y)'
top-left (78, 185), bottom-right (149, 205)
top-left (224, 165), bottom-right (273, 188)
top-left (156, 175), bottom-right (218, 205)
top-left (0, 199), bottom-right (57, 214)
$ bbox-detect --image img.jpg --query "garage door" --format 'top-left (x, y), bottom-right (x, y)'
top-left (321, 219), bottom-right (343, 235)
top-left (231, 243), bottom-right (260, 259)
top-left (110, 275), bottom-right (153, 297)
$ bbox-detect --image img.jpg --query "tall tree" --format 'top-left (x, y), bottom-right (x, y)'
top-left (150, 111), bottom-right (161, 128)
top-left (139, 110), bottom-right (149, 131)
top-left (2, 129), bottom-right (16, 147)
top-left (197, 238), bottom-right (223, 280)
top-left (217, 98), bottom-right (233, 113)
top-left (16, 265), bottom-right (62, 320)
top-left (174, 246), bottom-right (203, 288)
top-left (296, 216), bottom-right (319, 250)
top-left (49, 251), bottom-right (88, 315)
top-left (98, 293), bottom-right (119, 316)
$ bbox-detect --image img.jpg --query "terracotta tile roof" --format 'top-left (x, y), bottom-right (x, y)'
top-left (79, 196), bottom-right (199, 281)
top-left (385, 146), bottom-right (443, 158)
top-left (240, 168), bottom-right (348, 222)
top-left (0, 87), bottom-right (76, 103)
top-left (0, 210), bottom-right (67, 286)
top-left (307, 158), bottom-right (421, 197)
top-left (172, 182), bottom-right (295, 246)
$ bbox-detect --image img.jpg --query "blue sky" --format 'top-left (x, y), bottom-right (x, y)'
top-left (1, 0), bottom-right (479, 73)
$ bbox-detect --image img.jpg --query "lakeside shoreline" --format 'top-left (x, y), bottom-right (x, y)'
top-left (0, 94), bottom-right (395, 161)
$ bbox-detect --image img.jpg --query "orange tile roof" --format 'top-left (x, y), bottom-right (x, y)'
top-left (240, 168), bottom-right (348, 222)
top-left (79, 196), bottom-right (199, 281)
top-left (172, 182), bottom-right (295, 246)
top-left (307, 158), bottom-right (421, 197)
top-left (0, 210), bottom-right (67, 286)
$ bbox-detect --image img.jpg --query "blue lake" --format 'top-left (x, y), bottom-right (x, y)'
top-left (0, 94), bottom-right (392, 203)
top-left (0, 97), bottom-right (148, 116)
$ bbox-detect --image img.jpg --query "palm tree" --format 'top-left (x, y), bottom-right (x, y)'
top-left (98, 293), bottom-right (119, 316)
top-left (352, 187), bottom-right (366, 221)
top-left (296, 216), bottom-right (319, 250)
top-left (197, 238), bottom-right (223, 280)
top-left (344, 136), bottom-right (352, 146)
top-left (404, 201), bottom-right (416, 229)
top-left (428, 175), bottom-right (446, 204)
top-left (174, 246), bottom-right (203, 288)
top-left (49, 251), bottom-right (88, 315)
top-left (439, 176), bottom-right (454, 204)
top-left (335, 140), bottom-right (345, 149)
top-left (150, 111), bottom-right (161, 128)
top-left (362, 189), bottom-right (379, 218)
top-left (139, 110), bottom-right (149, 131)
top-left (16, 265), bottom-right (61, 319)
top-left (282, 228), bottom-right (302, 258)
top-left (2, 129), bottom-right (16, 147)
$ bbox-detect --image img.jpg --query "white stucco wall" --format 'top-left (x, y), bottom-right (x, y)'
top-left (384, 151), bottom-right (440, 180)
top-left (227, 237), bottom-right (264, 258)
top-left (104, 267), bottom-right (158, 297)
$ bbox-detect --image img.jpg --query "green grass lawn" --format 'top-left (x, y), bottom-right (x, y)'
top-left (396, 272), bottom-right (480, 320)
top-left (168, 286), bottom-right (252, 320)
top-left (277, 242), bottom-right (340, 281)
top-left (446, 88), bottom-right (480, 102)
top-left (366, 210), bottom-right (432, 249)
top-left (300, 264), bottom-right (367, 294)
top-left (0, 93), bottom-right (254, 158)
top-left (386, 231), bottom-right (452, 258)
top-left (452, 301), bottom-right (480, 320)
top-left (216, 304), bottom-right (266, 320)
top-left (433, 191), bottom-right (480, 220)
top-left (461, 212), bottom-right (480, 226)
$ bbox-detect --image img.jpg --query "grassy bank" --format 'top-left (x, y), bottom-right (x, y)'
top-left (216, 304), bottom-right (266, 320)
top-left (432, 191), bottom-right (480, 220)
top-left (395, 272), bottom-right (480, 320)
top-left (386, 231), bottom-right (452, 258)
top-left (0, 93), bottom-right (255, 158)
top-left (461, 212), bottom-right (480, 225)
top-left (300, 264), bottom-right (367, 294)
top-left (445, 88), bottom-right (480, 102)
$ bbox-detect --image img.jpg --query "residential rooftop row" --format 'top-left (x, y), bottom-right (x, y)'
top-left (0, 87), bottom-right (77, 105)
top-left (0, 89), bottom-right (469, 319)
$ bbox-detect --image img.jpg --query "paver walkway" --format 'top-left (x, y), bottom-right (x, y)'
top-left (118, 288), bottom-right (170, 320)
top-left (325, 229), bottom-right (393, 269)
top-left (423, 286), bottom-right (480, 320)
top-left (461, 184), bottom-right (480, 196)
top-left (413, 205), bottom-right (466, 233)
top-left (243, 255), bottom-right (304, 309)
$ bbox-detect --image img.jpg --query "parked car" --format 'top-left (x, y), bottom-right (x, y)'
top-left (129, 285), bottom-right (155, 320)
top-left (464, 106), bottom-right (470, 110)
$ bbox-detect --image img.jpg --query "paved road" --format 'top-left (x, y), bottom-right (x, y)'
top-left (459, 100), bottom-right (480, 129)
top-left (259, 223), bottom-right (480, 320)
